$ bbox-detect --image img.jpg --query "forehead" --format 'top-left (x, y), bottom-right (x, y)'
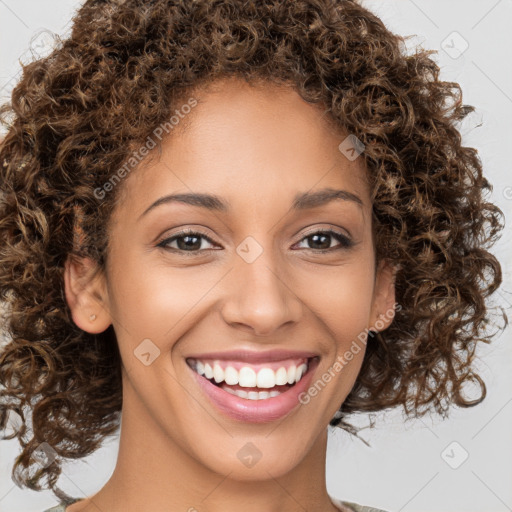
top-left (117, 77), bottom-right (370, 216)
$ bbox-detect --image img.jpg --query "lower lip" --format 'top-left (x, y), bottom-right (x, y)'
top-left (189, 357), bottom-right (319, 423)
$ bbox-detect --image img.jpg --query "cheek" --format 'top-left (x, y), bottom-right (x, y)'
top-left (107, 251), bottom-right (218, 342)
top-left (298, 262), bottom-right (376, 342)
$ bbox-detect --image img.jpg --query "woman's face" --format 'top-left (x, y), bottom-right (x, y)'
top-left (66, 77), bottom-right (395, 481)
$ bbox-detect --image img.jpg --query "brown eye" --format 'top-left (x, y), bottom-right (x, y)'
top-left (294, 229), bottom-right (354, 252)
top-left (157, 229), bottom-right (218, 253)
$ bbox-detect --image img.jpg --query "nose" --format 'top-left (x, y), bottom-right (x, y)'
top-left (220, 242), bottom-right (304, 337)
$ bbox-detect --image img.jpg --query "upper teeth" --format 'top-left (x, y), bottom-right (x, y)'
top-left (191, 360), bottom-right (309, 388)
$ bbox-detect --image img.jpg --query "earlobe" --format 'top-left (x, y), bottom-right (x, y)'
top-left (63, 255), bottom-right (112, 334)
top-left (369, 259), bottom-right (398, 333)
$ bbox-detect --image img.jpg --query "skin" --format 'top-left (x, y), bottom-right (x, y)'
top-left (64, 76), bottom-right (396, 512)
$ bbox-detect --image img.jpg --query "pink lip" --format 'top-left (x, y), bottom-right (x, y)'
top-left (185, 348), bottom-right (319, 364)
top-left (188, 356), bottom-right (320, 423)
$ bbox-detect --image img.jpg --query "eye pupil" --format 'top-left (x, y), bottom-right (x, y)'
top-left (309, 233), bottom-right (330, 250)
top-left (178, 235), bottom-right (201, 251)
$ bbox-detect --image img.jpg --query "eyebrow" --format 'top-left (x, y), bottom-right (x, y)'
top-left (138, 187), bottom-right (363, 220)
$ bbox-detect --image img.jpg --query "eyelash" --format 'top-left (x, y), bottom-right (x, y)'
top-left (156, 228), bottom-right (355, 255)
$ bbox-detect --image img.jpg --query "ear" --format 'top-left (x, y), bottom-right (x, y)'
top-left (369, 259), bottom-right (398, 333)
top-left (63, 255), bottom-right (112, 334)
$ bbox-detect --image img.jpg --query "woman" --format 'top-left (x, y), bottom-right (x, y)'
top-left (0, 1), bottom-right (505, 511)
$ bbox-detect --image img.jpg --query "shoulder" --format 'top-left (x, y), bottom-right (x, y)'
top-left (42, 498), bottom-right (83, 512)
top-left (42, 506), bottom-right (67, 512)
top-left (341, 502), bottom-right (390, 512)
top-left (331, 496), bottom-right (390, 512)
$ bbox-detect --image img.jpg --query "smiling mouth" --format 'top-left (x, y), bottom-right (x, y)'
top-left (186, 356), bottom-right (317, 400)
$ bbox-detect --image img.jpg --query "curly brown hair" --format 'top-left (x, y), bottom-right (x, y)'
top-left (0, 0), bottom-right (506, 504)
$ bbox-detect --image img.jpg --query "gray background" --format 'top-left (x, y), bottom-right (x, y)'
top-left (0, 1), bottom-right (511, 511)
